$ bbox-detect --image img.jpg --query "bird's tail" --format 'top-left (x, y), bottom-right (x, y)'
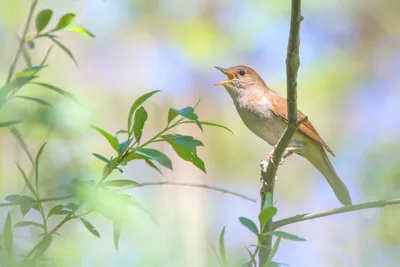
top-left (307, 146), bottom-right (352, 206)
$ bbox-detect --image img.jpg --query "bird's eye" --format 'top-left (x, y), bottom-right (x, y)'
top-left (238, 70), bottom-right (246, 76)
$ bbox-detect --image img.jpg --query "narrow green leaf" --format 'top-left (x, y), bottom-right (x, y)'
top-left (181, 121), bottom-right (234, 135)
top-left (119, 138), bottom-right (133, 153)
top-left (219, 226), bottom-right (227, 266)
top-left (264, 231), bottom-right (307, 242)
top-left (266, 237), bottom-right (281, 266)
top-left (0, 121), bottom-right (21, 128)
top-left (244, 246), bottom-right (257, 267)
top-left (3, 212), bottom-right (13, 264)
top-left (14, 96), bottom-right (52, 107)
top-left (5, 195), bottom-right (22, 203)
top-left (127, 90), bottom-right (160, 133)
top-left (15, 221), bottom-right (44, 229)
top-left (31, 82), bottom-right (79, 104)
top-left (238, 217), bottom-right (258, 235)
top-left (48, 36), bottom-right (78, 66)
top-left (65, 25), bottom-right (95, 38)
top-left (9, 127), bottom-right (34, 165)
top-left (54, 13), bottom-right (75, 30)
top-left (92, 126), bottom-right (120, 153)
top-left (133, 148), bottom-right (172, 170)
top-left (258, 207), bottom-right (277, 226)
top-left (161, 134), bottom-right (203, 147)
top-left (211, 246), bottom-right (223, 267)
top-left (92, 153), bottom-right (110, 164)
top-left (100, 180), bottom-right (141, 188)
top-left (39, 45), bottom-right (54, 67)
top-left (80, 218), bottom-right (100, 238)
top-left (47, 205), bottom-right (64, 218)
top-left (35, 143), bottom-right (47, 193)
top-left (167, 108), bottom-right (179, 124)
top-left (15, 65), bottom-right (47, 78)
top-left (162, 136), bottom-right (206, 173)
top-left (113, 221), bottom-right (121, 253)
top-left (20, 195), bottom-right (36, 217)
top-left (20, 39), bottom-right (32, 68)
top-left (36, 9), bottom-right (53, 33)
top-left (144, 159), bottom-right (163, 174)
top-left (132, 106), bottom-right (148, 141)
top-left (35, 235), bottom-right (52, 257)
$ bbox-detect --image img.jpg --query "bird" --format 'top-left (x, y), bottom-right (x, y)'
top-left (215, 65), bottom-right (352, 206)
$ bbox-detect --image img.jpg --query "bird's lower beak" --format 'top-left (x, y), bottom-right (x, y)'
top-left (214, 66), bottom-right (236, 86)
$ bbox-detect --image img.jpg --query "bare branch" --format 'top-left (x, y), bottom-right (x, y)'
top-left (273, 198), bottom-right (400, 229)
top-left (259, 0), bottom-right (303, 265)
top-left (6, 0), bottom-right (39, 82)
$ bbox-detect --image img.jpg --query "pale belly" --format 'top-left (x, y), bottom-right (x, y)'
top-left (235, 106), bottom-right (307, 149)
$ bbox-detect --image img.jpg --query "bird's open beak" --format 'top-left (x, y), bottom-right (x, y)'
top-left (214, 66), bottom-right (236, 86)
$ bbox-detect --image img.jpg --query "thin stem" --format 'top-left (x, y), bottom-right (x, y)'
top-left (119, 181), bottom-right (256, 202)
top-left (6, 0), bottom-right (39, 82)
top-left (273, 198), bottom-right (400, 229)
top-left (259, 0), bottom-right (303, 266)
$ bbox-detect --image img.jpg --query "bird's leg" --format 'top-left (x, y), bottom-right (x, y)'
top-left (260, 160), bottom-right (277, 185)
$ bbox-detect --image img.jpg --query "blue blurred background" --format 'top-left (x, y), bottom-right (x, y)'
top-left (1, 0), bottom-right (400, 266)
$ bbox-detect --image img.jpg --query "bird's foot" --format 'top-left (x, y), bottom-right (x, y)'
top-left (260, 160), bottom-right (278, 185)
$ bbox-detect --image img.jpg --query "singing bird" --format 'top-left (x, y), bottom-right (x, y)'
top-left (215, 65), bottom-right (352, 206)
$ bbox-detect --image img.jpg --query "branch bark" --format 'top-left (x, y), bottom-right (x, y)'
top-left (259, 0), bottom-right (303, 266)
top-left (273, 198), bottom-right (400, 229)
top-left (6, 0), bottom-right (39, 82)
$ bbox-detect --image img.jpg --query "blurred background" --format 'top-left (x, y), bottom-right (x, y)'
top-left (1, 0), bottom-right (400, 266)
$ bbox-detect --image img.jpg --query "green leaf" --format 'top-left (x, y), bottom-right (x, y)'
top-left (212, 246), bottom-right (223, 267)
top-left (15, 65), bottom-right (47, 78)
top-left (264, 231), bottom-right (307, 242)
top-left (47, 205), bottom-right (64, 218)
top-left (54, 13), bottom-right (75, 30)
top-left (161, 134), bottom-right (203, 147)
top-left (31, 82), bottom-right (79, 104)
top-left (20, 195), bottom-right (36, 217)
top-left (35, 235), bottom-right (52, 257)
top-left (100, 180), bottom-right (141, 188)
top-left (14, 96), bottom-right (52, 107)
top-left (119, 138), bottom-right (133, 153)
top-left (39, 45), bottom-right (54, 67)
top-left (3, 211), bottom-right (13, 264)
top-left (17, 34), bottom-right (33, 68)
top-left (113, 221), bottom-right (121, 253)
top-left (15, 221), bottom-right (44, 229)
top-left (5, 195), bottom-right (22, 203)
top-left (35, 143), bottom-right (47, 193)
top-left (162, 135), bottom-right (205, 173)
top-left (65, 25), bottom-right (95, 38)
top-left (181, 121), bottom-right (234, 135)
top-left (0, 121), bottom-right (21, 128)
top-left (9, 127), bottom-right (34, 165)
top-left (92, 126), bottom-right (120, 153)
top-left (266, 237), bottom-right (281, 267)
top-left (258, 207), bottom-right (277, 226)
top-left (238, 217), bottom-right (258, 235)
top-left (48, 36), bottom-right (78, 66)
top-left (92, 153), bottom-right (110, 164)
top-left (219, 226), bottom-right (227, 266)
top-left (167, 108), bottom-right (179, 124)
top-left (36, 9), bottom-right (53, 33)
top-left (127, 90), bottom-right (160, 133)
top-left (173, 106), bottom-right (198, 120)
top-left (133, 148), bottom-right (172, 170)
top-left (128, 199), bottom-right (159, 226)
top-left (132, 106), bottom-right (148, 141)
top-left (144, 159), bottom-right (163, 174)
top-left (80, 218), bottom-right (100, 238)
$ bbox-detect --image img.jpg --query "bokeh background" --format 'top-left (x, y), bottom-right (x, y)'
top-left (1, 0), bottom-right (400, 266)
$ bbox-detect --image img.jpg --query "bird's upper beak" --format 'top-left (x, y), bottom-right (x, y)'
top-left (214, 66), bottom-right (236, 86)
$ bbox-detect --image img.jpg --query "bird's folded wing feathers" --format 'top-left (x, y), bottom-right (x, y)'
top-left (266, 90), bottom-right (335, 157)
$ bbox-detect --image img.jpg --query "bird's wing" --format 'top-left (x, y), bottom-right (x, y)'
top-left (266, 90), bottom-right (335, 157)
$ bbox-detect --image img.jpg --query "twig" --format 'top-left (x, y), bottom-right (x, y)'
top-left (273, 198), bottom-right (400, 229)
top-left (0, 195), bottom-right (73, 208)
top-left (6, 0), bottom-right (39, 82)
top-left (123, 181), bottom-right (257, 203)
top-left (259, 0), bottom-right (303, 266)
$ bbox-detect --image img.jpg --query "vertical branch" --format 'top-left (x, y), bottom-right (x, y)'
top-left (259, 0), bottom-right (303, 266)
top-left (6, 0), bottom-right (39, 83)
